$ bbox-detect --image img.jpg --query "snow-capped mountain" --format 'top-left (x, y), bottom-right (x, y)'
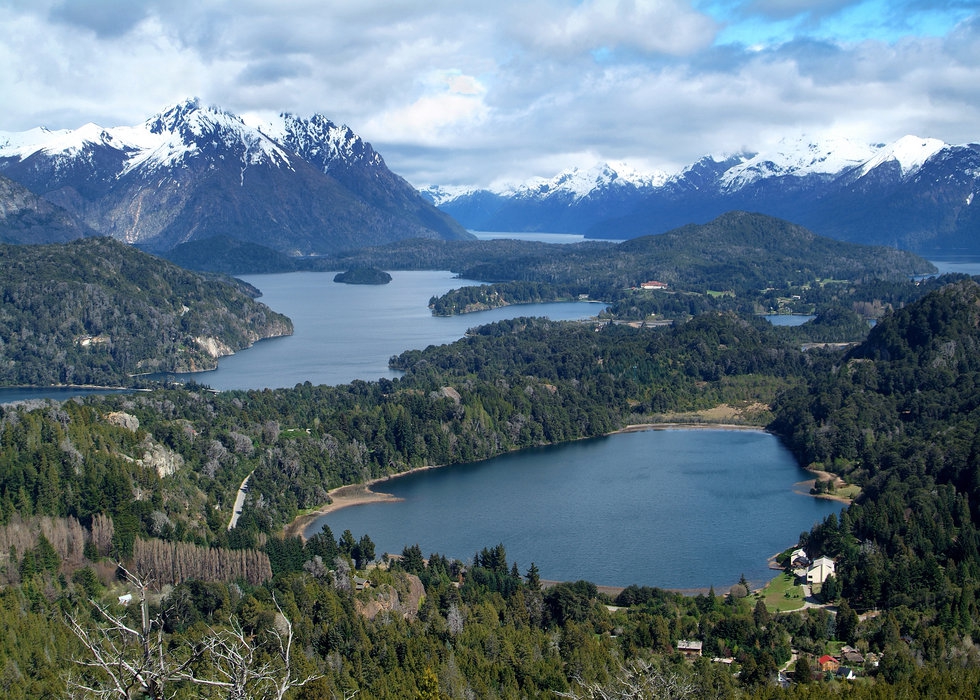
top-left (426, 135), bottom-right (980, 253)
top-left (0, 98), bottom-right (470, 254)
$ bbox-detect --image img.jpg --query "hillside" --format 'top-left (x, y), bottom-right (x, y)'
top-left (770, 278), bottom-right (980, 614)
top-left (0, 174), bottom-right (95, 244)
top-left (0, 238), bottom-right (292, 386)
top-left (324, 211), bottom-right (935, 301)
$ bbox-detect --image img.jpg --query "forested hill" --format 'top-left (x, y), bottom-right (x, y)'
top-left (616, 210), bottom-right (932, 288)
top-left (0, 238), bottom-right (292, 387)
top-left (6, 282), bottom-right (980, 694)
top-left (770, 278), bottom-right (980, 618)
top-left (324, 211), bottom-right (934, 296)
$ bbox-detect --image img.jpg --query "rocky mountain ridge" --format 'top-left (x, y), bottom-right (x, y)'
top-left (424, 135), bottom-right (980, 253)
top-left (0, 99), bottom-right (471, 255)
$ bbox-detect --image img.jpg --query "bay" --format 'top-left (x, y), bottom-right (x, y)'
top-left (156, 270), bottom-right (605, 391)
top-left (306, 428), bottom-right (843, 591)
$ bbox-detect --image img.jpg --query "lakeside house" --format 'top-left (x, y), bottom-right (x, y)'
top-left (790, 548), bottom-right (809, 568)
top-left (640, 280), bottom-right (669, 290)
top-left (807, 556), bottom-right (836, 585)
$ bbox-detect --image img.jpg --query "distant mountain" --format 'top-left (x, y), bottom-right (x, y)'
top-left (424, 135), bottom-right (980, 253)
top-left (0, 237), bottom-right (293, 387)
top-left (0, 99), bottom-right (472, 255)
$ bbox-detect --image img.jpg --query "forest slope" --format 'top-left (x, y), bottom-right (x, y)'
top-left (0, 238), bottom-right (292, 387)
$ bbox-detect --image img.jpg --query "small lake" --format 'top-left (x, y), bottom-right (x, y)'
top-left (762, 314), bottom-right (816, 327)
top-left (307, 428), bottom-right (842, 590)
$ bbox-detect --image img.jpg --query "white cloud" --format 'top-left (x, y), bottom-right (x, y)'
top-left (0, 1), bottom-right (978, 187)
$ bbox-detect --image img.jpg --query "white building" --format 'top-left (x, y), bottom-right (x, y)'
top-left (806, 556), bottom-right (835, 585)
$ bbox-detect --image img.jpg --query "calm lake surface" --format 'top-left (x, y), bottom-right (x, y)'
top-left (5, 265), bottom-right (844, 589)
top-left (156, 270), bottom-right (605, 391)
top-left (307, 428), bottom-right (842, 590)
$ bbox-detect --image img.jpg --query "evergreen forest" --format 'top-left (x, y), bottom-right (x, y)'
top-left (0, 238), bottom-right (292, 387)
top-left (2, 262), bottom-right (980, 696)
top-left (1, 213), bottom-right (979, 698)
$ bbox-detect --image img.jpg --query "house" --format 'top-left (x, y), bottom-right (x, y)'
top-left (807, 556), bottom-right (835, 585)
top-left (640, 280), bottom-right (668, 290)
top-left (790, 548), bottom-right (809, 567)
top-left (353, 576), bottom-right (371, 591)
top-left (117, 593), bottom-right (133, 606)
top-left (818, 655), bottom-right (840, 672)
top-left (841, 646), bottom-right (865, 665)
top-left (836, 667), bottom-right (857, 680)
top-left (676, 640), bottom-right (702, 659)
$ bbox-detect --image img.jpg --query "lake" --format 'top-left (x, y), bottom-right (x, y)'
top-left (306, 428), bottom-right (842, 590)
top-left (3, 266), bottom-right (843, 589)
top-left (138, 271), bottom-right (604, 392)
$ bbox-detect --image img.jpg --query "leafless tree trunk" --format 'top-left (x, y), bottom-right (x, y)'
top-left (65, 564), bottom-right (181, 700)
top-left (65, 564), bottom-right (319, 700)
top-left (175, 597), bottom-right (320, 700)
top-left (556, 658), bottom-right (697, 700)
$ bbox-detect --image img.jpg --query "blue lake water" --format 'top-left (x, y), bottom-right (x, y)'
top-left (308, 428), bottom-right (841, 590)
top-left (154, 270), bottom-right (605, 391)
top-left (4, 266), bottom-right (844, 589)
top-left (762, 314), bottom-right (816, 326)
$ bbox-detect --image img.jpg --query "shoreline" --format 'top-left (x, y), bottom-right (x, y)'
top-left (284, 467), bottom-right (443, 539)
top-left (283, 422), bottom-right (765, 540)
top-left (283, 421), bottom-right (769, 540)
top-left (794, 467), bottom-right (854, 505)
top-left (611, 421), bottom-right (766, 434)
top-left (280, 421), bottom-right (837, 593)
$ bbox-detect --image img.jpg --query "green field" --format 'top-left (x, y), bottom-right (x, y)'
top-left (757, 571), bottom-right (806, 612)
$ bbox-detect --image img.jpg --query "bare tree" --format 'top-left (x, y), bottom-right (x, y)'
top-left (65, 565), bottom-right (183, 700)
top-left (174, 597), bottom-right (320, 700)
top-left (65, 564), bottom-right (319, 700)
top-left (556, 658), bottom-right (697, 700)
top-left (446, 603), bottom-right (465, 638)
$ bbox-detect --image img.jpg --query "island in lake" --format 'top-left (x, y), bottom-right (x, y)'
top-left (334, 266), bottom-right (393, 285)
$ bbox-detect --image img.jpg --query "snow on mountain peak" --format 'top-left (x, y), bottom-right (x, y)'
top-left (507, 161), bottom-right (669, 200)
top-left (720, 135), bottom-right (878, 189)
top-left (128, 99), bottom-right (293, 174)
top-left (857, 135), bottom-right (947, 178)
top-left (243, 112), bottom-right (380, 173)
top-left (0, 122), bottom-right (154, 160)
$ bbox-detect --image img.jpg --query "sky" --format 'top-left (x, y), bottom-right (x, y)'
top-left (2, 0), bottom-right (979, 188)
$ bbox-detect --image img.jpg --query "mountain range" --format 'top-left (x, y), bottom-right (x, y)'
top-left (423, 135), bottom-right (980, 254)
top-left (0, 98), bottom-right (471, 256)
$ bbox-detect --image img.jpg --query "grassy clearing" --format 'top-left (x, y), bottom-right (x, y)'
top-left (756, 572), bottom-right (806, 612)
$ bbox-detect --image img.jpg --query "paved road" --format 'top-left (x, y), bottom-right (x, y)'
top-left (227, 471), bottom-right (253, 530)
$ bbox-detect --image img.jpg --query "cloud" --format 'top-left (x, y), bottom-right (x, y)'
top-left (48, 0), bottom-right (151, 38)
top-left (511, 0), bottom-right (720, 56)
top-left (0, 1), bottom-right (979, 187)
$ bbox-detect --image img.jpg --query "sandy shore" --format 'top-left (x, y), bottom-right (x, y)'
top-left (283, 464), bottom-right (458, 539)
top-left (612, 421), bottom-right (765, 433)
top-left (794, 467), bottom-right (854, 504)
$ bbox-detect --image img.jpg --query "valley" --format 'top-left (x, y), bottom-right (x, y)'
top-left (0, 100), bottom-right (979, 698)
